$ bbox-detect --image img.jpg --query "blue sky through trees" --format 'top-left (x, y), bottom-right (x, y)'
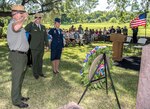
top-left (94, 0), bottom-right (141, 11)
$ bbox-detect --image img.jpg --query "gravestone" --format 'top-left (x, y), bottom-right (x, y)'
top-left (136, 44), bottom-right (150, 109)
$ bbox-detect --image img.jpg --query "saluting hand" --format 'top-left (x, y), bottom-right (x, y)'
top-left (23, 12), bottom-right (28, 20)
top-left (32, 18), bottom-right (38, 23)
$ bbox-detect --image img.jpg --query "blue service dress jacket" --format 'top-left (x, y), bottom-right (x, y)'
top-left (48, 28), bottom-right (64, 50)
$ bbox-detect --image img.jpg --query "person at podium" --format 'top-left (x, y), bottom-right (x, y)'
top-left (132, 27), bottom-right (138, 43)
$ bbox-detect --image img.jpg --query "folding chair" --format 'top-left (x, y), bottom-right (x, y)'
top-left (124, 37), bottom-right (132, 50)
top-left (133, 38), bottom-right (147, 53)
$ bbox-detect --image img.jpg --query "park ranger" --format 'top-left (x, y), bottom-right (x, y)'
top-left (7, 5), bottom-right (29, 108)
top-left (25, 13), bottom-right (48, 79)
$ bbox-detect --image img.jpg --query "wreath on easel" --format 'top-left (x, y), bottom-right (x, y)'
top-left (80, 46), bottom-right (112, 89)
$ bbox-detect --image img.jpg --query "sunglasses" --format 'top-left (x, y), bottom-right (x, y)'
top-left (19, 12), bottom-right (24, 14)
top-left (12, 12), bottom-right (25, 16)
top-left (35, 17), bottom-right (41, 19)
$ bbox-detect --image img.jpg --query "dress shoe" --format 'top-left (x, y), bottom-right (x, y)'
top-left (14, 102), bottom-right (28, 108)
top-left (56, 71), bottom-right (60, 74)
top-left (28, 64), bottom-right (32, 67)
top-left (39, 74), bottom-right (46, 78)
top-left (34, 75), bottom-right (39, 79)
top-left (53, 71), bottom-right (57, 74)
top-left (21, 97), bottom-right (30, 102)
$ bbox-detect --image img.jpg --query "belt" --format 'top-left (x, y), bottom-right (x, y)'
top-left (11, 50), bottom-right (27, 54)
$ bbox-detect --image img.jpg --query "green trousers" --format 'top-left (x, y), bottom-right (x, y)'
top-left (9, 52), bottom-right (27, 105)
top-left (31, 49), bottom-right (44, 76)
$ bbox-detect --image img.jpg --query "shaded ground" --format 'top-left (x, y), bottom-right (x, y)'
top-left (114, 56), bottom-right (141, 71)
top-left (0, 40), bottom-right (138, 109)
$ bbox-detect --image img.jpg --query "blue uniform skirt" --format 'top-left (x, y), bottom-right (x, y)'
top-left (51, 49), bottom-right (62, 61)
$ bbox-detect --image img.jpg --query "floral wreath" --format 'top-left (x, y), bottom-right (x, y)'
top-left (80, 46), bottom-right (111, 89)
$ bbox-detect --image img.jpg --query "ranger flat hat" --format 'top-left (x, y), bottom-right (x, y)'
top-left (35, 13), bottom-right (42, 18)
top-left (11, 4), bottom-right (26, 12)
top-left (55, 18), bottom-right (61, 23)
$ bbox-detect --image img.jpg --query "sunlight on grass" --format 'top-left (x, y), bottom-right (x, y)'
top-left (0, 40), bottom-right (139, 109)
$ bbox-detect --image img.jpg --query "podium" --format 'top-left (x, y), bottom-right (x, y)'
top-left (110, 33), bottom-right (126, 61)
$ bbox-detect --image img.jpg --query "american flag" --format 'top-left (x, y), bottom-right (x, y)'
top-left (130, 13), bottom-right (147, 28)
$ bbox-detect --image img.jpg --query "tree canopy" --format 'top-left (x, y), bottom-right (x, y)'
top-left (0, 0), bottom-right (150, 23)
top-left (0, 0), bottom-right (62, 17)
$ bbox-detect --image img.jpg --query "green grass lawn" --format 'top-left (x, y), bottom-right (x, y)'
top-left (0, 39), bottom-right (139, 109)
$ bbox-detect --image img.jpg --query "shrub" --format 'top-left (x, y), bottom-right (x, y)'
top-left (109, 17), bottom-right (117, 23)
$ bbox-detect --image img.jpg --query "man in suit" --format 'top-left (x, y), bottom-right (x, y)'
top-left (48, 18), bottom-right (64, 74)
top-left (25, 13), bottom-right (48, 79)
top-left (7, 4), bottom-right (29, 108)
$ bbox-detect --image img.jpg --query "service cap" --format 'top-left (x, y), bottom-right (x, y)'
top-left (55, 18), bottom-right (61, 23)
top-left (35, 13), bottom-right (42, 18)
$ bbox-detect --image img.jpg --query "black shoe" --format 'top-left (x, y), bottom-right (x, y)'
top-left (39, 74), bottom-right (46, 78)
top-left (34, 75), bottom-right (39, 79)
top-left (14, 102), bottom-right (28, 108)
top-left (27, 64), bottom-right (32, 67)
top-left (21, 97), bottom-right (30, 102)
top-left (53, 71), bottom-right (57, 74)
top-left (56, 71), bottom-right (60, 74)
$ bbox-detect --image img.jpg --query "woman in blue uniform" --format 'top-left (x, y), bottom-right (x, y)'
top-left (48, 18), bottom-right (64, 74)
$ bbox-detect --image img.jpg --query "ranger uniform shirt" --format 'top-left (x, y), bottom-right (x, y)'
top-left (25, 22), bottom-right (48, 50)
top-left (7, 19), bottom-right (29, 52)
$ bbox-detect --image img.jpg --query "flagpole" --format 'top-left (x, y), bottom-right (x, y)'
top-left (145, 25), bottom-right (146, 37)
top-left (145, 11), bottom-right (147, 37)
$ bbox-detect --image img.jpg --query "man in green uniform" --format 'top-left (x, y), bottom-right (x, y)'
top-left (25, 13), bottom-right (48, 79)
top-left (7, 5), bottom-right (29, 108)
